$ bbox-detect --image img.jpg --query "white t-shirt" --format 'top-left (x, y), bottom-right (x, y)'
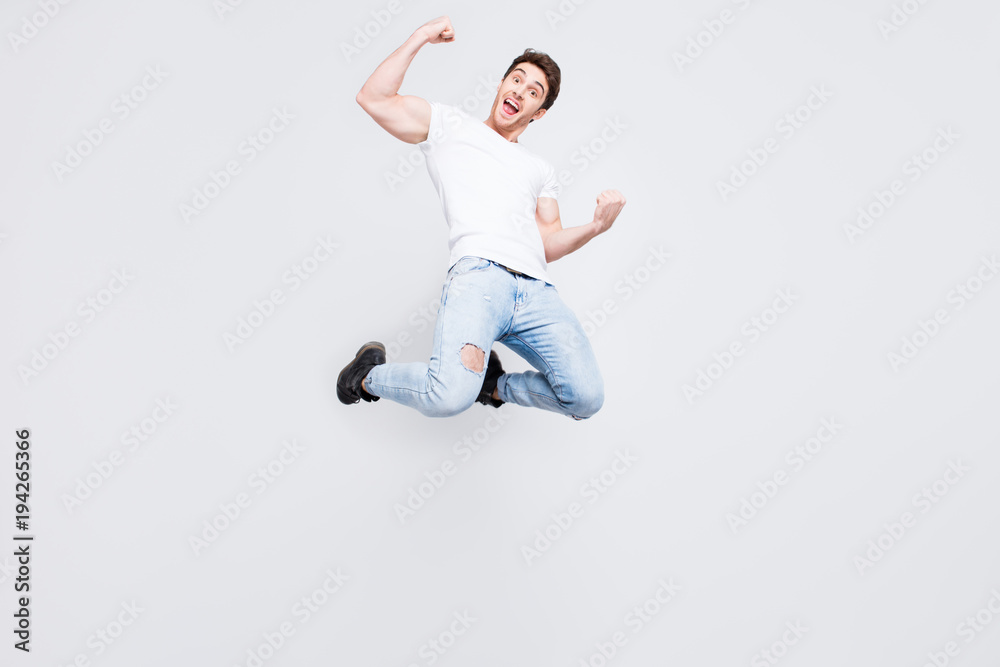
top-left (417, 101), bottom-right (562, 285)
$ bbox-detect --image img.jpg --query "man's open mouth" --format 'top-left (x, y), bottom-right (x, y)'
top-left (502, 97), bottom-right (519, 116)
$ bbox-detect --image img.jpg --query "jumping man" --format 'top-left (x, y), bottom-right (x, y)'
top-left (338, 15), bottom-right (626, 420)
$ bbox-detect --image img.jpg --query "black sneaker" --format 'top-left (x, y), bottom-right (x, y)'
top-left (476, 349), bottom-right (505, 408)
top-left (337, 341), bottom-right (386, 405)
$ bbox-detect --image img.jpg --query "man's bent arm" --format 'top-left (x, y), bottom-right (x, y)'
top-left (537, 190), bottom-right (626, 263)
top-left (356, 16), bottom-right (454, 144)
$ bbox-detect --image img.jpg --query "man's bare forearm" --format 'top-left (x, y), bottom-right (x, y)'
top-left (545, 190), bottom-right (626, 263)
top-left (357, 30), bottom-right (430, 102)
top-left (543, 221), bottom-right (600, 263)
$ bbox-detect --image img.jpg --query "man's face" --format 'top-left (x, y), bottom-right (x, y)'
top-left (491, 62), bottom-right (548, 130)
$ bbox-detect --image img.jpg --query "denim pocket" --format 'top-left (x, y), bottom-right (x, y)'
top-left (449, 256), bottom-right (492, 276)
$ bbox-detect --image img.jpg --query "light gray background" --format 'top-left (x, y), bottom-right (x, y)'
top-left (2, 1), bottom-right (999, 665)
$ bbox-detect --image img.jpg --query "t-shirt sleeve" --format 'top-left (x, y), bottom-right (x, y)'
top-left (417, 100), bottom-right (444, 149)
top-left (539, 162), bottom-right (561, 200)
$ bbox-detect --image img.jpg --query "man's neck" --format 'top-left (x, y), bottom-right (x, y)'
top-left (482, 118), bottom-right (522, 143)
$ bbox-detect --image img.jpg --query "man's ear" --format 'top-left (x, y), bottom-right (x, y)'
top-left (531, 108), bottom-right (547, 122)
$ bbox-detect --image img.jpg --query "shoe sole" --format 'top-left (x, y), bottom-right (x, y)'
top-left (337, 341), bottom-right (386, 405)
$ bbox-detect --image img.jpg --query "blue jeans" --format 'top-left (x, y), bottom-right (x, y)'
top-left (362, 256), bottom-right (605, 420)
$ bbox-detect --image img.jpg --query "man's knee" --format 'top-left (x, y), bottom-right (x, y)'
top-left (461, 343), bottom-right (485, 373)
top-left (567, 380), bottom-right (604, 420)
top-left (417, 346), bottom-right (485, 418)
top-left (425, 390), bottom-right (477, 418)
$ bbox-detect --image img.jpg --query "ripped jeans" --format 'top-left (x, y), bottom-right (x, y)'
top-left (362, 256), bottom-right (605, 420)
